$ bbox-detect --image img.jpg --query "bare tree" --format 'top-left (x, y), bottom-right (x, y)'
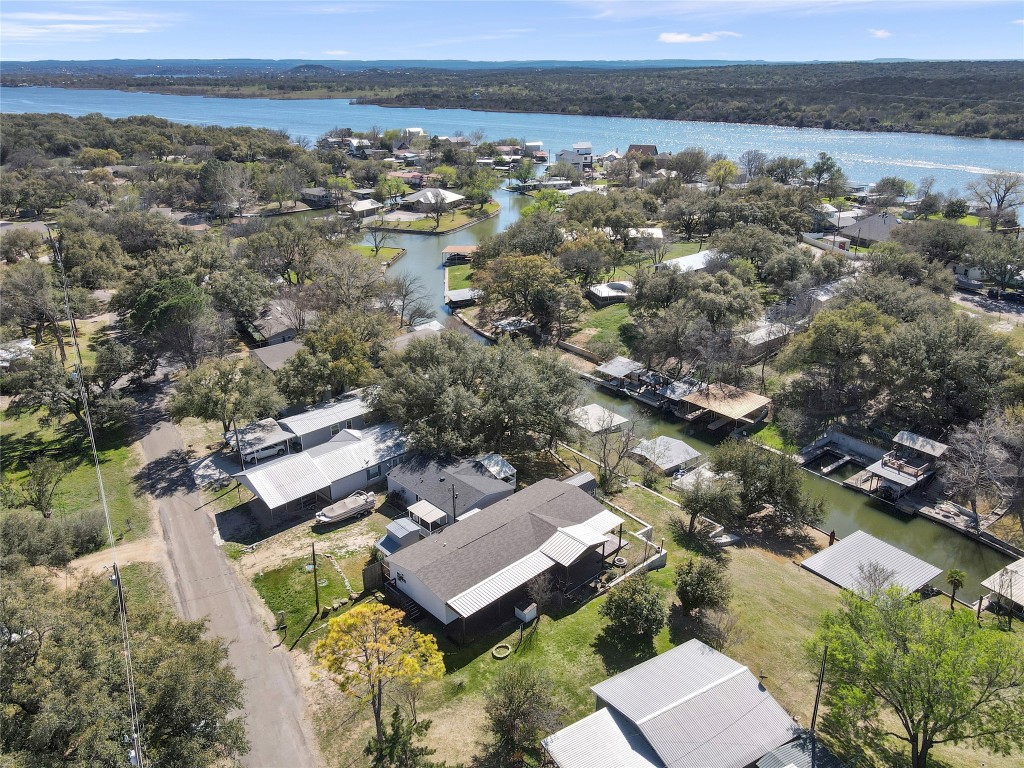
top-left (638, 234), bottom-right (669, 266)
top-left (967, 172), bottom-right (1024, 232)
top-left (591, 417), bottom-right (641, 493)
top-left (367, 211), bottom-right (395, 258)
top-left (526, 572), bottom-right (555, 623)
top-left (855, 561), bottom-right (897, 598)
top-left (383, 273), bottom-right (433, 328)
top-left (941, 415), bottom-right (1013, 521)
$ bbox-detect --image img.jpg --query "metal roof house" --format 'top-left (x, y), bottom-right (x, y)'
top-left (655, 248), bottom-right (719, 274)
top-left (543, 640), bottom-right (801, 768)
top-left (235, 423), bottom-right (408, 513)
top-left (800, 530), bottom-right (942, 595)
top-left (860, 430), bottom-right (948, 500)
top-left (385, 479), bottom-right (624, 637)
top-left (981, 557), bottom-right (1024, 617)
top-left (277, 397), bottom-right (373, 451)
top-left (401, 187), bottom-right (465, 212)
top-left (630, 436), bottom-right (702, 475)
top-left (386, 454), bottom-right (517, 532)
top-left (756, 735), bottom-right (847, 768)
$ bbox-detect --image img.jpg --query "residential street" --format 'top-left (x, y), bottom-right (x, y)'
top-left (136, 395), bottom-right (318, 768)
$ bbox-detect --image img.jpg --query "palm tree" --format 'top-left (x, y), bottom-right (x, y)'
top-left (946, 568), bottom-right (967, 610)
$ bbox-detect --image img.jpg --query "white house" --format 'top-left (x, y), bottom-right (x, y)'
top-left (235, 423), bottom-right (408, 512)
top-left (277, 397), bottom-right (373, 451)
top-left (555, 141), bottom-right (593, 171)
top-left (656, 248), bottom-right (720, 273)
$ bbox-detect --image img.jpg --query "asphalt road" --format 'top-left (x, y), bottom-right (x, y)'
top-left (138, 407), bottom-right (318, 768)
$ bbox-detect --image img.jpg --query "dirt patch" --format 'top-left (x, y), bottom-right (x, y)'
top-left (990, 320), bottom-right (1015, 333)
top-left (568, 327), bottom-right (599, 346)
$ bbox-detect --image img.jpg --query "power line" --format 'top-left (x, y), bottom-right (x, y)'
top-left (46, 227), bottom-right (147, 768)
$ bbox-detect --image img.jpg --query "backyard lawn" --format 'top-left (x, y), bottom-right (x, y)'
top-left (0, 406), bottom-right (149, 544)
top-left (446, 263), bottom-right (474, 290)
top-left (378, 202), bottom-right (499, 233)
top-left (352, 244), bottom-right (405, 264)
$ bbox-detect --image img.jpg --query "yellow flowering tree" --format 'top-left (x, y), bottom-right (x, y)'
top-left (314, 603), bottom-right (444, 741)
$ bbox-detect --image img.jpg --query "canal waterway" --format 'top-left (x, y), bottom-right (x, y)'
top-left (583, 385), bottom-right (1013, 601)
top-left (3, 85), bottom-right (1015, 597)
top-left (3, 86), bottom-right (1021, 193)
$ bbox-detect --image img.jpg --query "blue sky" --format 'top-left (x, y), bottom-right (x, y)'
top-left (1, 0), bottom-right (1022, 62)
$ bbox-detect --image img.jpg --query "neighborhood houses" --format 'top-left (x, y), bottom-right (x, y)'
top-left (3, 100), bottom-right (1023, 768)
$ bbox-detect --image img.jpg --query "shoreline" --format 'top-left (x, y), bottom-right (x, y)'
top-left (2, 83), bottom-right (1017, 143)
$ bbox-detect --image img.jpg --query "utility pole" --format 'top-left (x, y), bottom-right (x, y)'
top-left (810, 644), bottom-right (828, 733)
top-left (311, 543), bottom-right (320, 615)
top-left (451, 485), bottom-right (458, 520)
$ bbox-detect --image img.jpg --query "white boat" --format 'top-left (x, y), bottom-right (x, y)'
top-left (314, 491), bottom-right (376, 524)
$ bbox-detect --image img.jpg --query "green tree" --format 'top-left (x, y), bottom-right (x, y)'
top-left (275, 347), bottom-right (334, 406)
top-left (598, 572), bottom-right (667, 648)
top-left (511, 157), bottom-right (534, 186)
top-left (315, 603), bottom-right (444, 743)
top-left (945, 568), bottom-right (967, 610)
top-left (707, 159), bottom-right (738, 193)
top-left (969, 235), bottom-right (1024, 293)
top-left (0, 567), bottom-right (249, 767)
top-left (942, 197), bottom-right (969, 220)
top-left (674, 555), bottom-right (731, 616)
top-left (678, 474), bottom-right (742, 534)
top-left (482, 665), bottom-right (564, 768)
top-left (168, 358), bottom-right (284, 434)
top-left (17, 457), bottom-right (71, 519)
top-left (808, 152), bottom-right (842, 193)
top-left (364, 707), bottom-right (448, 768)
top-left (711, 440), bottom-right (825, 534)
top-left (476, 254), bottom-right (582, 333)
top-left (809, 588), bottom-right (1024, 768)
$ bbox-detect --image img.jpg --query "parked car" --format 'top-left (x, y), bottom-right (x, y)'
top-left (242, 444), bottom-right (287, 464)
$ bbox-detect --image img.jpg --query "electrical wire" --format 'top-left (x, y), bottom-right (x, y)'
top-left (46, 227), bottom-right (147, 768)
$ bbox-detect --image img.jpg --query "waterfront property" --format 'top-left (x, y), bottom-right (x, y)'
top-left (445, 287), bottom-right (482, 308)
top-left (853, 430), bottom-right (948, 501)
top-left (981, 557), bottom-right (1024, 617)
top-left (630, 435), bottom-right (702, 475)
top-left (595, 356), bottom-right (645, 390)
top-left (800, 529), bottom-right (943, 594)
top-left (542, 639), bottom-right (801, 768)
top-left (402, 187), bottom-right (465, 212)
top-left (677, 382), bottom-right (772, 431)
top-left (441, 244), bottom-right (478, 265)
top-left (570, 403), bottom-right (630, 434)
top-left (385, 479), bottom-right (624, 635)
top-left (389, 319), bottom-right (446, 352)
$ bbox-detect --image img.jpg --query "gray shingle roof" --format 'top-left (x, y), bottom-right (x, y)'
top-left (387, 479), bottom-right (607, 602)
top-left (387, 455), bottom-right (513, 517)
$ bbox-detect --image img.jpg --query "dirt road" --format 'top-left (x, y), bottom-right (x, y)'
top-left (137, 407), bottom-right (318, 768)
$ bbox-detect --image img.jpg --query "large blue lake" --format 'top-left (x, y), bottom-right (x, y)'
top-left (2, 86), bottom-right (1022, 192)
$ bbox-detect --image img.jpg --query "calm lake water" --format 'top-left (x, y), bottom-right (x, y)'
top-left (2, 84), bottom-right (1015, 596)
top-left (2, 86), bottom-right (1022, 192)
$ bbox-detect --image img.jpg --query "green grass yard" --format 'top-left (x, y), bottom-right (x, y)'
top-left (446, 263), bottom-right (474, 290)
top-left (352, 244), bottom-right (405, 264)
top-left (378, 202), bottom-right (500, 233)
top-left (0, 407), bottom-right (149, 544)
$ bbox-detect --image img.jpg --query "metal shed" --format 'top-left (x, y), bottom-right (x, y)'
top-left (800, 530), bottom-right (942, 594)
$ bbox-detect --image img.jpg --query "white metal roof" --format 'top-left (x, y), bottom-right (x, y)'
top-left (402, 187), bottom-right (465, 204)
top-left (308, 424), bottom-right (408, 480)
top-left (230, 418), bottom-right (291, 454)
top-left (584, 509), bottom-right (625, 535)
top-left (981, 557), bottom-right (1024, 600)
top-left (278, 398), bottom-right (371, 438)
top-left (479, 452), bottom-right (516, 481)
top-left (543, 707), bottom-right (661, 768)
top-left (447, 550), bottom-right (552, 618)
top-left (570, 403), bottom-right (630, 433)
top-left (235, 453), bottom-right (329, 509)
top-left (351, 199), bottom-right (382, 212)
top-left (801, 530), bottom-right (942, 594)
top-left (581, 641), bottom-right (799, 768)
top-left (660, 249), bottom-right (717, 273)
top-left (863, 459), bottom-right (919, 487)
top-left (631, 436), bottom-right (702, 471)
top-left (596, 356), bottom-right (644, 379)
top-left (893, 430), bottom-right (948, 458)
top-left (540, 523), bottom-right (608, 567)
top-left (409, 499), bottom-right (448, 525)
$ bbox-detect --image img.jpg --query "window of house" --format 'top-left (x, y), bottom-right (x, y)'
top-left (366, 464), bottom-right (382, 480)
top-left (330, 423), bottom-right (341, 436)
top-left (345, 419), bottom-right (353, 429)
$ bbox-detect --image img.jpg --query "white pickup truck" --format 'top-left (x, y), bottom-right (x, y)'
top-left (314, 491), bottom-right (376, 525)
